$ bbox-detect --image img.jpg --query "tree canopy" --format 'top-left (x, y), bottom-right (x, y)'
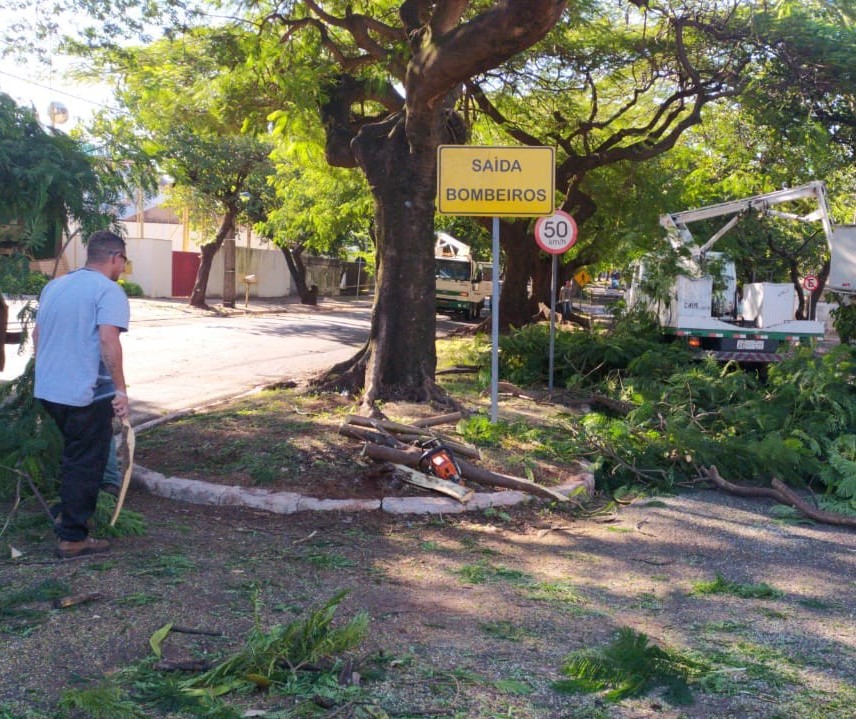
top-left (0, 92), bottom-right (123, 259)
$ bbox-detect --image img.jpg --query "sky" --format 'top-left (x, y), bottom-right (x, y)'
top-left (0, 8), bottom-right (118, 131)
top-left (0, 52), bottom-right (115, 129)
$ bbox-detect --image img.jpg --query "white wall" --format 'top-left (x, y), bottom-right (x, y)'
top-left (124, 237), bottom-right (173, 298)
top-left (209, 245), bottom-right (293, 298)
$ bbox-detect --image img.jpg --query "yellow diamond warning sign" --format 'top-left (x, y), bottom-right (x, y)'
top-left (437, 145), bottom-right (555, 217)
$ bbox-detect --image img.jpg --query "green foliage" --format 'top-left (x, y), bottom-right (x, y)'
top-left (498, 317), bottom-right (671, 389)
top-left (829, 299), bottom-right (856, 344)
top-left (0, 579), bottom-right (69, 633)
top-left (0, 362), bottom-right (62, 500)
top-left (92, 493), bottom-right (147, 537)
top-left (117, 279), bottom-right (144, 297)
top-left (690, 574), bottom-right (784, 599)
top-left (185, 590), bottom-right (368, 695)
top-left (456, 413), bottom-right (510, 448)
top-left (58, 683), bottom-right (146, 719)
top-left (0, 254), bottom-right (50, 296)
top-left (0, 93), bottom-right (124, 259)
top-left (555, 627), bottom-right (707, 704)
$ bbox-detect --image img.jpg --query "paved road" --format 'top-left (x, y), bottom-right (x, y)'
top-left (2, 295), bottom-right (469, 425)
top-left (124, 300), bottom-right (375, 424)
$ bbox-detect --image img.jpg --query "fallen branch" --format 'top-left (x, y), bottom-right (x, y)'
top-left (701, 466), bottom-right (856, 529)
top-left (52, 592), bottom-right (103, 609)
top-left (363, 444), bottom-right (570, 503)
top-left (342, 414), bottom-right (480, 459)
top-left (338, 423), bottom-right (406, 448)
top-left (410, 412), bottom-right (463, 427)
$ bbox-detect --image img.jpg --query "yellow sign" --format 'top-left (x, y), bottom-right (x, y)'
top-left (574, 268), bottom-right (592, 288)
top-left (437, 145), bottom-right (555, 217)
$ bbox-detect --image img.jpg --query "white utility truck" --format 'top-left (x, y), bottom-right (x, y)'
top-left (434, 232), bottom-right (487, 320)
top-left (627, 181), bottom-right (856, 364)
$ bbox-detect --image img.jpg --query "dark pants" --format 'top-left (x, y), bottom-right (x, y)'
top-left (41, 398), bottom-right (114, 541)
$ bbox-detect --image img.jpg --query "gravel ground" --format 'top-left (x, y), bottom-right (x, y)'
top-left (1, 484), bottom-right (854, 718)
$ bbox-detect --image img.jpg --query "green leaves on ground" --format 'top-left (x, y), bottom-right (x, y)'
top-left (555, 627), bottom-right (708, 705)
top-left (185, 590), bottom-right (368, 695)
top-left (492, 320), bottom-right (856, 515)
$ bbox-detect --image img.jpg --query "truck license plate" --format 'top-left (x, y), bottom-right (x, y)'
top-left (736, 340), bottom-right (764, 350)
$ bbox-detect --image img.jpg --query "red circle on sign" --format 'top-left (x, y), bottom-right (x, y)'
top-left (803, 274), bottom-right (819, 291)
top-left (535, 210), bottom-right (578, 255)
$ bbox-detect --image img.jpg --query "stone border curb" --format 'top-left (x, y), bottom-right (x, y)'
top-left (131, 463), bottom-right (595, 515)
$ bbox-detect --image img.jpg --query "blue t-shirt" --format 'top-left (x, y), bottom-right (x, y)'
top-left (34, 268), bottom-right (130, 407)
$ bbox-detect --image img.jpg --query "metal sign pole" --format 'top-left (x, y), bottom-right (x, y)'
top-left (549, 254), bottom-right (557, 391)
top-left (491, 216), bottom-right (500, 423)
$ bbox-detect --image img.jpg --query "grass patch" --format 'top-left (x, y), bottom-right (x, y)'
top-left (478, 620), bottom-right (530, 642)
top-left (130, 553), bottom-right (197, 582)
top-left (522, 580), bottom-right (586, 606)
top-left (452, 561), bottom-right (532, 586)
top-left (690, 573), bottom-right (783, 599)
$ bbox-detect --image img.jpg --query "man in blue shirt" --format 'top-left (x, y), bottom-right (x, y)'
top-left (34, 230), bottom-right (131, 558)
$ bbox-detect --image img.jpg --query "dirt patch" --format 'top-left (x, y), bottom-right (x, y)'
top-left (1, 487), bottom-right (854, 718)
top-left (132, 394), bottom-right (584, 500)
top-left (1, 391), bottom-right (854, 718)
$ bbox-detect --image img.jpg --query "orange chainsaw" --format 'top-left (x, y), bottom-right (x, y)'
top-left (418, 438), bottom-right (463, 483)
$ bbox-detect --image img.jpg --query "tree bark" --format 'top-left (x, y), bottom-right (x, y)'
top-left (189, 210), bottom-right (237, 309)
top-left (280, 242), bottom-right (317, 305)
top-left (350, 113), bottom-right (443, 406)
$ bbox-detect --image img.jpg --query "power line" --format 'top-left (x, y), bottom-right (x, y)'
top-left (0, 68), bottom-right (122, 113)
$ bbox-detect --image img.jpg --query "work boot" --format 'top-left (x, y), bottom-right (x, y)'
top-left (56, 537), bottom-right (111, 559)
top-left (100, 484), bottom-right (120, 497)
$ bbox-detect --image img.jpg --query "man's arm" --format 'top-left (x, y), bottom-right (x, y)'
top-left (99, 324), bottom-right (129, 419)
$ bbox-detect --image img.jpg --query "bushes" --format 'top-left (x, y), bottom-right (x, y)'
top-left (0, 254), bottom-right (50, 296)
top-left (118, 279), bottom-right (144, 297)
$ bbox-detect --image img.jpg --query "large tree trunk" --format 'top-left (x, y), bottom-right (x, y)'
top-left (189, 211), bottom-right (236, 309)
top-left (309, 1), bottom-right (569, 408)
top-left (498, 220), bottom-right (540, 329)
top-left (279, 242), bottom-right (317, 305)
top-left (351, 113), bottom-right (443, 407)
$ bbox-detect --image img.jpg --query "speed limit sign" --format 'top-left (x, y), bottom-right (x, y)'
top-left (535, 210), bottom-right (578, 255)
top-left (803, 274), bottom-right (819, 291)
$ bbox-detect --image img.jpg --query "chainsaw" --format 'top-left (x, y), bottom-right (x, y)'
top-left (418, 438), bottom-right (463, 483)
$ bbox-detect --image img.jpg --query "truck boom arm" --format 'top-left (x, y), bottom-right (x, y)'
top-left (661, 181), bottom-right (835, 257)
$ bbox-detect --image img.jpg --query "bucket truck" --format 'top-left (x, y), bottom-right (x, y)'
top-left (626, 181), bottom-right (856, 364)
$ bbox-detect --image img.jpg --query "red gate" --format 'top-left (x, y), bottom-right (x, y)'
top-left (172, 251), bottom-right (200, 297)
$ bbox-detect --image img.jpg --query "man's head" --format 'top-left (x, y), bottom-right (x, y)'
top-left (86, 231), bottom-right (127, 280)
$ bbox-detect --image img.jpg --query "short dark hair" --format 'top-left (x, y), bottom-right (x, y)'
top-left (86, 230), bottom-right (126, 264)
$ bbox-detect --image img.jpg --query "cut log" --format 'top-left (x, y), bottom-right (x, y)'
top-left (435, 366), bottom-right (478, 375)
top-left (52, 592), bottom-right (103, 609)
top-left (345, 414), bottom-right (435, 437)
top-left (338, 424), bottom-right (405, 448)
top-left (364, 444), bottom-right (570, 503)
top-left (394, 433), bottom-right (481, 460)
top-left (410, 412), bottom-right (463, 427)
top-left (343, 414), bottom-right (481, 459)
top-left (392, 464), bottom-right (474, 503)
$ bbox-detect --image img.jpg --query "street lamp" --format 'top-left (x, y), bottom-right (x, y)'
top-left (47, 101), bottom-right (69, 128)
